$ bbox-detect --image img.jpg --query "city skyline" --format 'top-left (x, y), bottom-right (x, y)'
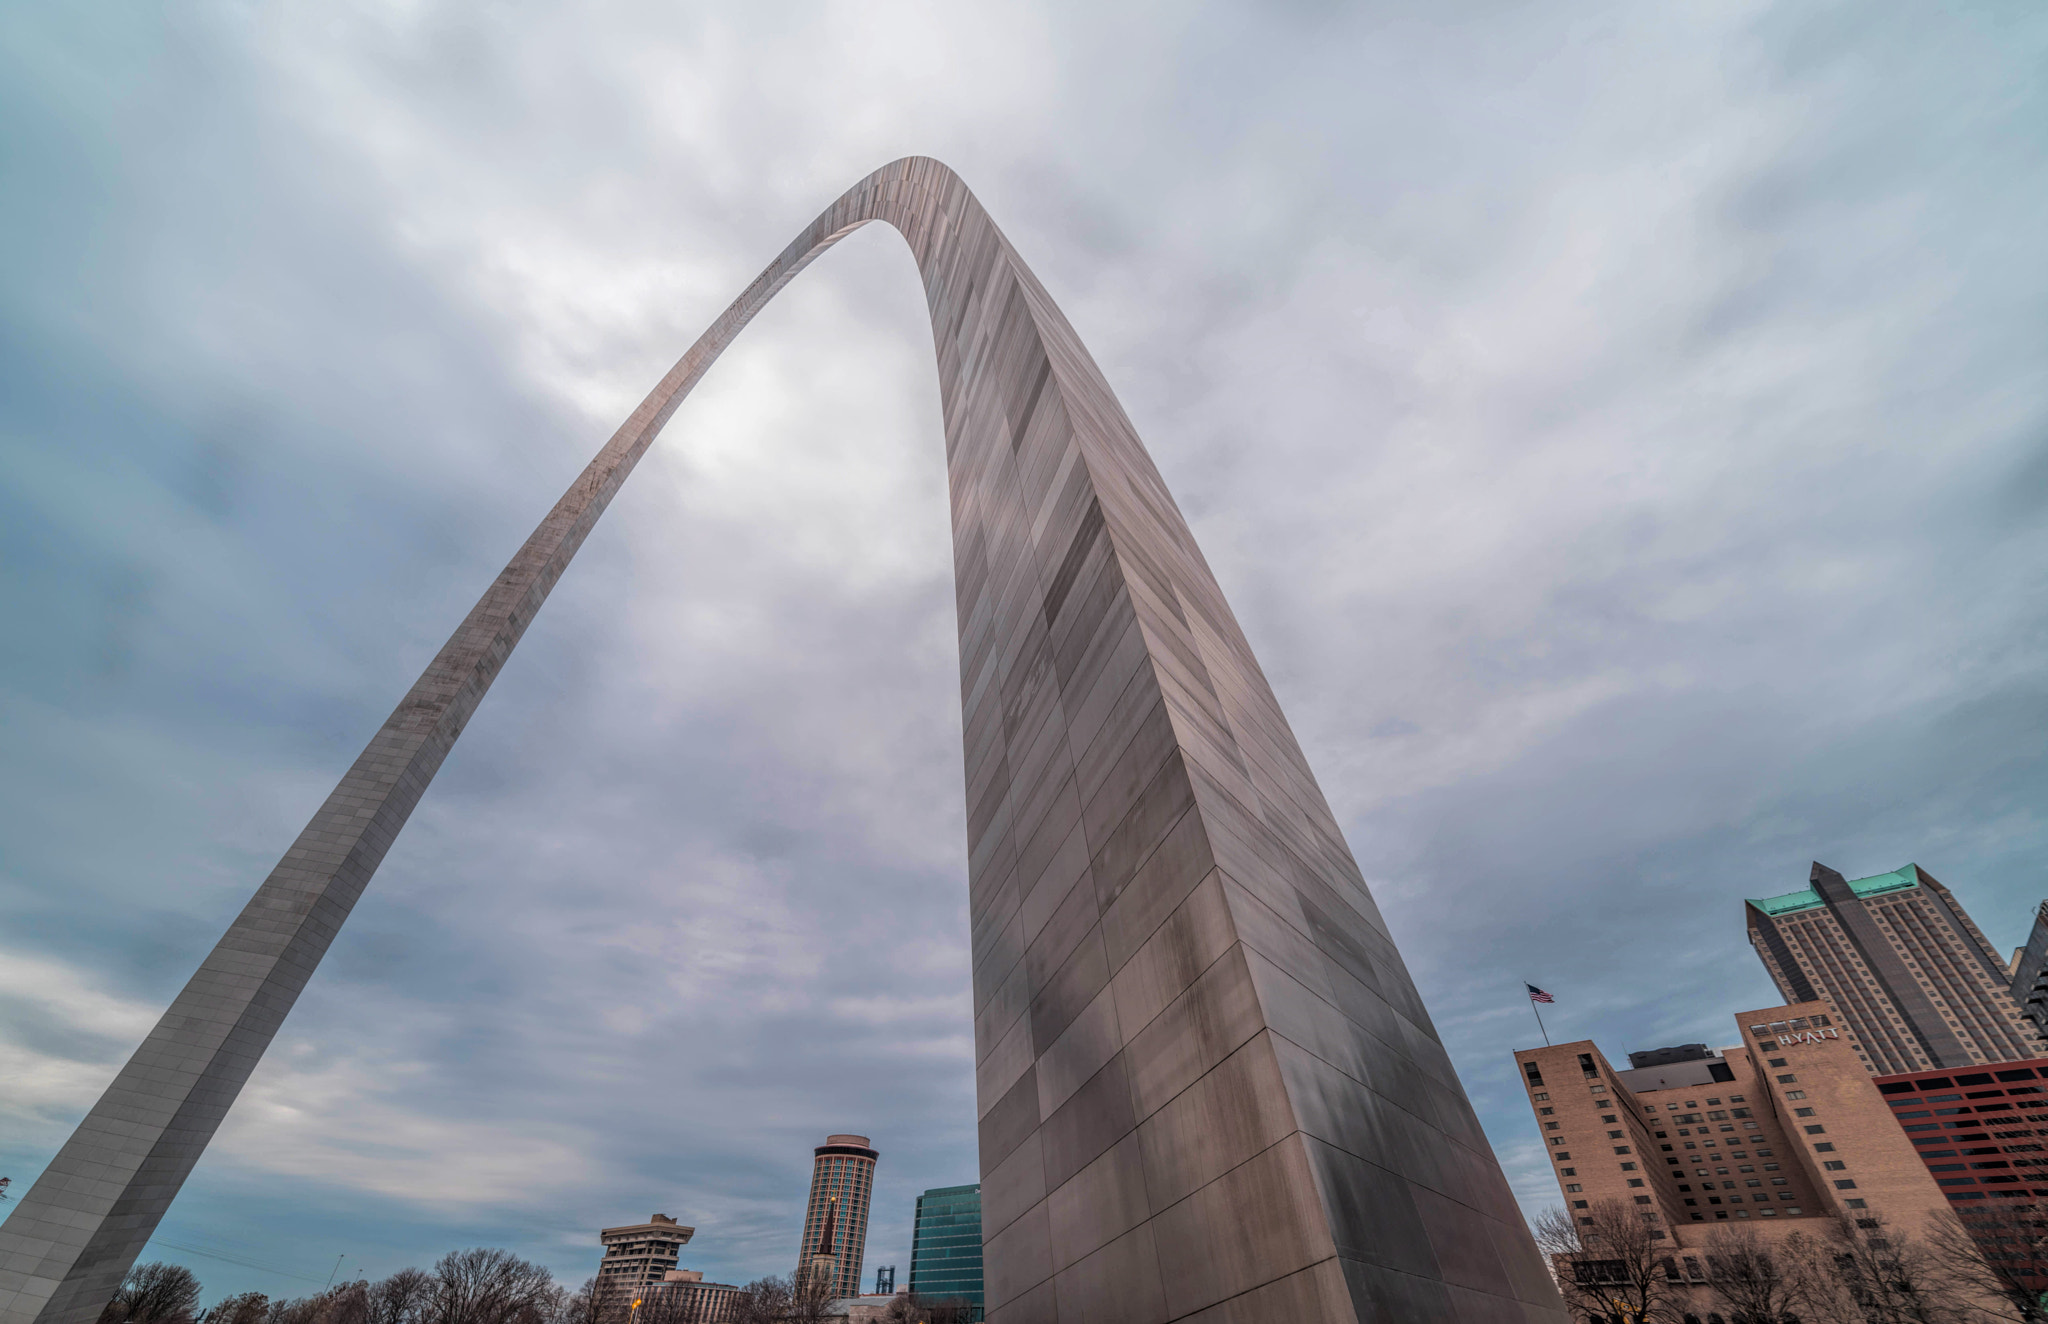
top-left (4, 0), bottom-right (2045, 1311)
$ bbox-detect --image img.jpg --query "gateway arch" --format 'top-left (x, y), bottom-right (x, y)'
top-left (0, 159), bottom-right (1564, 1324)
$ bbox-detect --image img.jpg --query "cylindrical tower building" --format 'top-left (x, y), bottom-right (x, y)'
top-left (796, 1134), bottom-right (877, 1300)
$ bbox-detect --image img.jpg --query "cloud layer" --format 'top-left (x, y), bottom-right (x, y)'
top-left (3, 0), bottom-right (2046, 1301)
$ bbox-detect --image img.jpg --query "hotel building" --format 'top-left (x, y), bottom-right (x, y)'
top-left (796, 1134), bottom-right (879, 1300)
top-left (1745, 863), bottom-right (2042, 1072)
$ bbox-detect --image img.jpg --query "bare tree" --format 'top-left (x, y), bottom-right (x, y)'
top-left (1703, 1225), bottom-right (1804, 1324)
top-left (1786, 1213), bottom-right (1960, 1324)
top-left (424, 1250), bottom-right (564, 1324)
top-left (725, 1276), bottom-right (792, 1324)
top-left (254, 1282), bottom-right (372, 1324)
top-left (1533, 1200), bottom-right (1686, 1322)
top-left (324, 1285), bottom-right (373, 1324)
top-left (1923, 1204), bottom-right (2048, 1322)
top-left (368, 1270), bottom-right (438, 1324)
top-left (208, 1293), bottom-right (271, 1324)
top-left (784, 1266), bottom-right (835, 1324)
top-left (99, 1262), bottom-right (202, 1324)
top-left (554, 1279), bottom-right (626, 1324)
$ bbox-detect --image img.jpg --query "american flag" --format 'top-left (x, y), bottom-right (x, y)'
top-left (1526, 984), bottom-right (1555, 1004)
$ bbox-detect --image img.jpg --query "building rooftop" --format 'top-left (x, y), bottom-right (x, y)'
top-left (1747, 863), bottom-right (1920, 916)
top-left (1626, 1043), bottom-right (1712, 1069)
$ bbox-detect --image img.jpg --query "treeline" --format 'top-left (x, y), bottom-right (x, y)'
top-left (101, 1256), bottom-right (975, 1324)
top-left (101, 1250), bottom-right (565, 1324)
top-left (1537, 1197), bottom-right (2048, 1322)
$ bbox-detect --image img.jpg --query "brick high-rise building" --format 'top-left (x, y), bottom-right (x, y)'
top-left (1745, 863), bottom-right (2043, 1073)
top-left (795, 1134), bottom-right (877, 1301)
top-left (1515, 1033), bottom-right (1827, 1250)
top-left (1518, 1002), bottom-right (2048, 1313)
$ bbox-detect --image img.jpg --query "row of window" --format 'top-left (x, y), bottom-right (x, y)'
top-left (1879, 1067), bottom-right (2048, 1094)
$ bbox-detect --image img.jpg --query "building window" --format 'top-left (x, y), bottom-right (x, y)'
top-left (1822, 1161), bottom-right (1847, 1172)
top-left (1634, 1195), bottom-right (1652, 1205)
top-left (1621, 1163), bottom-right (1638, 1171)
top-left (1813, 1143), bottom-right (1835, 1153)
top-left (1785, 1090), bottom-right (1807, 1100)
top-left (1834, 1180), bottom-right (1858, 1190)
top-left (1565, 1184), bottom-right (1582, 1192)
top-left (1627, 1179), bottom-right (1645, 1188)
top-left (1804, 1125), bottom-right (1826, 1135)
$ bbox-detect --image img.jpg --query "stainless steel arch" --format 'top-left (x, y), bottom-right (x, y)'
top-left (0, 159), bottom-right (1564, 1324)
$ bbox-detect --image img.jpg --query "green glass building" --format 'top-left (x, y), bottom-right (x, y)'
top-left (907, 1183), bottom-right (983, 1318)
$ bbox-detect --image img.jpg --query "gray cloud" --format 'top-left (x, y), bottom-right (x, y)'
top-left (3, 0), bottom-right (2046, 1301)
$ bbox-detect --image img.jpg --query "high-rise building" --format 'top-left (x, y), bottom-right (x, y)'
top-left (1515, 1032), bottom-right (1827, 1250)
top-left (1517, 1002), bottom-right (2048, 1309)
top-left (597, 1214), bottom-right (694, 1295)
top-left (1745, 862), bottom-right (2042, 1073)
top-left (2008, 901), bottom-right (2048, 1041)
top-left (795, 1134), bottom-right (877, 1301)
top-left (907, 1184), bottom-right (983, 1318)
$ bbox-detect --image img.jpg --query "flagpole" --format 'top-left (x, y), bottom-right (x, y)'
top-left (1527, 982), bottom-right (1551, 1046)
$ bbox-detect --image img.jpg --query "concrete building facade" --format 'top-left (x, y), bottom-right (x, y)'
top-left (645, 1270), bottom-right (740, 1323)
top-left (598, 1215), bottom-right (696, 1296)
top-left (798, 1136), bottom-right (877, 1301)
top-left (0, 158), bottom-right (1562, 1324)
top-left (1745, 863), bottom-right (2042, 1073)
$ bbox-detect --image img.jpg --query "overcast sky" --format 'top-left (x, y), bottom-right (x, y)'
top-left (4, 0), bottom-right (2047, 1305)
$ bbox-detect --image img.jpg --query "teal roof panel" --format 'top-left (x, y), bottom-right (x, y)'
top-left (1747, 864), bottom-right (1920, 917)
top-left (1847, 864), bottom-right (1920, 897)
